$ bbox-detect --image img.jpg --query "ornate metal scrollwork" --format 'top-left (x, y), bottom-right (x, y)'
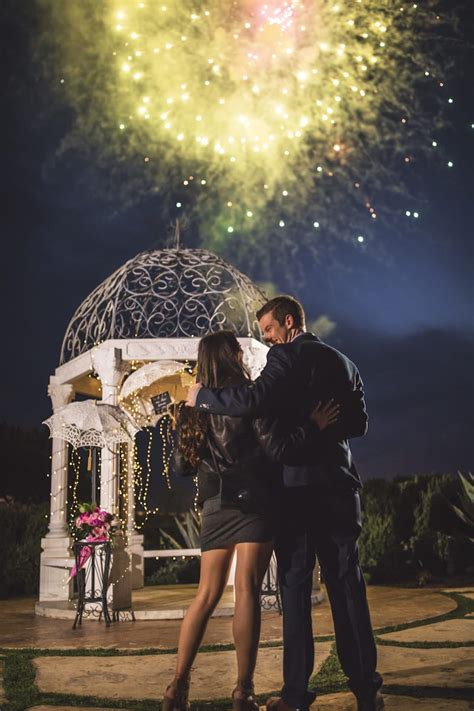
top-left (260, 552), bottom-right (282, 614)
top-left (72, 541), bottom-right (113, 629)
top-left (61, 249), bottom-right (266, 363)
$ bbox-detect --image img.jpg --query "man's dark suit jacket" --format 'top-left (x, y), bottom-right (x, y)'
top-left (195, 332), bottom-right (368, 490)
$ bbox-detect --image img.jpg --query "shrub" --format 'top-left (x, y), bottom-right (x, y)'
top-left (144, 509), bottom-right (201, 585)
top-left (358, 510), bottom-right (409, 583)
top-left (145, 556), bottom-right (200, 585)
top-left (452, 472), bottom-right (474, 534)
top-left (358, 473), bottom-right (474, 584)
top-left (0, 501), bottom-right (49, 597)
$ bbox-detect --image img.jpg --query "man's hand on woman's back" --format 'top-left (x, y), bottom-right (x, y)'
top-left (311, 400), bottom-right (340, 430)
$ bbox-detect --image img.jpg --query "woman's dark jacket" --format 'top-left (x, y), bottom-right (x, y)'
top-left (170, 404), bottom-right (317, 507)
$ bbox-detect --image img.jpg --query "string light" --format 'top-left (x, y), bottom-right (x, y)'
top-left (134, 436), bottom-right (160, 529)
top-left (69, 447), bottom-right (82, 530)
top-left (158, 417), bottom-right (172, 490)
top-left (47, 363), bottom-right (201, 600)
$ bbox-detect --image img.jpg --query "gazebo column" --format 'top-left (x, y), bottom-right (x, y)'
top-left (39, 378), bottom-right (74, 602)
top-left (94, 349), bottom-right (130, 608)
top-left (127, 443), bottom-right (144, 588)
top-left (93, 348), bottom-right (128, 515)
top-left (94, 348), bottom-right (144, 590)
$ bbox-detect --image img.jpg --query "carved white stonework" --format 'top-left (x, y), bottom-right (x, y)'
top-left (54, 337), bottom-right (268, 383)
top-left (93, 347), bottom-right (131, 397)
top-left (126, 446), bottom-right (144, 588)
top-left (125, 338), bottom-right (200, 361)
top-left (48, 379), bottom-right (74, 413)
top-left (242, 340), bottom-right (269, 380)
top-left (40, 379), bottom-right (75, 602)
top-left (45, 377), bottom-right (74, 539)
top-left (92, 348), bottom-right (131, 515)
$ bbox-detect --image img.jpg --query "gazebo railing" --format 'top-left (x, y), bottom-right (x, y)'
top-left (143, 548), bottom-right (281, 611)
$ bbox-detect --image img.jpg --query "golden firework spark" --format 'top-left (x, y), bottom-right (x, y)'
top-left (39, 0), bottom-right (452, 266)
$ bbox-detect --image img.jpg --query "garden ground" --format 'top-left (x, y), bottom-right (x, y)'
top-left (0, 585), bottom-right (473, 710)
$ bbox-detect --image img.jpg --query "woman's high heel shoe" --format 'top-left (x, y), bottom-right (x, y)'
top-left (162, 677), bottom-right (190, 711)
top-left (232, 682), bottom-right (259, 711)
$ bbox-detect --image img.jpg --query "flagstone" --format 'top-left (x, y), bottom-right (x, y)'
top-left (310, 692), bottom-right (473, 709)
top-left (380, 618), bottom-right (474, 643)
top-left (34, 644), bottom-right (332, 701)
top-left (442, 588), bottom-right (474, 594)
top-left (377, 645), bottom-right (474, 688)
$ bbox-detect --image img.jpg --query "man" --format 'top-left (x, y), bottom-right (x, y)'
top-left (187, 295), bottom-right (383, 711)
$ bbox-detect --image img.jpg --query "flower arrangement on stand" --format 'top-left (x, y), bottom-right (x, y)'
top-left (70, 503), bottom-right (119, 578)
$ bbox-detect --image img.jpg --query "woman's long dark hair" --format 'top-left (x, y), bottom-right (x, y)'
top-left (176, 330), bottom-right (250, 468)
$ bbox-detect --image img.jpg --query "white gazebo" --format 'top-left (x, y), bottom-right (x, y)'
top-left (38, 246), bottom-right (269, 611)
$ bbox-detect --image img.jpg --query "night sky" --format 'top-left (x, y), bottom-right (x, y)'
top-left (1, 1), bottom-right (472, 481)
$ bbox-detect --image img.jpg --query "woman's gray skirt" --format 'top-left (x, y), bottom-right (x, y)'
top-left (200, 496), bottom-right (274, 552)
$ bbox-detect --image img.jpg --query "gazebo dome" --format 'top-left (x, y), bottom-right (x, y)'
top-left (60, 248), bottom-right (266, 364)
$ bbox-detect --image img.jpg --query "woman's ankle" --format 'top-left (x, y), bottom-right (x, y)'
top-left (233, 679), bottom-right (254, 696)
top-left (173, 674), bottom-right (190, 686)
top-left (167, 675), bottom-right (190, 692)
top-left (165, 675), bottom-right (190, 700)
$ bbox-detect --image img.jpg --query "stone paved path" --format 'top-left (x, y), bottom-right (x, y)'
top-left (2, 586), bottom-right (472, 710)
top-left (0, 586), bottom-right (458, 649)
top-left (377, 645), bottom-right (474, 688)
top-left (310, 693), bottom-right (474, 709)
top-left (33, 642), bottom-right (474, 703)
top-left (380, 617), bottom-right (474, 643)
top-left (24, 701), bottom-right (474, 711)
top-left (34, 644), bottom-right (333, 701)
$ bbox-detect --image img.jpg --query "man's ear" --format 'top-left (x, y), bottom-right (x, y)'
top-left (285, 314), bottom-right (294, 329)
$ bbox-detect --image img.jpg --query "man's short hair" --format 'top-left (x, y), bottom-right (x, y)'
top-left (256, 295), bottom-right (306, 329)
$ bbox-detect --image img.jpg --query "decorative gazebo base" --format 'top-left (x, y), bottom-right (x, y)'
top-left (34, 601), bottom-right (236, 621)
top-left (35, 584), bottom-right (325, 621)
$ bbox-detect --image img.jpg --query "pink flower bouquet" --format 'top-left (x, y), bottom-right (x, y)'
top-left (70, 503), bottom-right (117, 578)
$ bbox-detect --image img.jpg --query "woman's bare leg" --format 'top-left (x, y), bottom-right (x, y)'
top-left (232, 541), bottom-right (274, 692)
top-left (173, 547), bottom-right (235, 681)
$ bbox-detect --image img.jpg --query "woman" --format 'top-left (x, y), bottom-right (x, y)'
top-left (163, 330), bottom-right (338, 711)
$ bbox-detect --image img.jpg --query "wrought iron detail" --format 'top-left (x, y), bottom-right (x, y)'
top-left (112, 609), bottom-right (136, 622)
top-left (260, 552), bottom-right (282, 614)
top-left (61, 249), bottom-right (266, 363)
top-left (72, 540), bottom-right (112, 628)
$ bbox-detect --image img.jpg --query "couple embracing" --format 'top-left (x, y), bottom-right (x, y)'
top-left (163, 295), bottom-right (383, 711)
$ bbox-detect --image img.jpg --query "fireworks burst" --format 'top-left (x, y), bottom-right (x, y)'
top-left (39, 0), bottom-right (453, 271)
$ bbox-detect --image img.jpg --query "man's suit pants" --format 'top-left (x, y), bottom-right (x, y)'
top-left (275, 486), bottom-right (382, 709)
